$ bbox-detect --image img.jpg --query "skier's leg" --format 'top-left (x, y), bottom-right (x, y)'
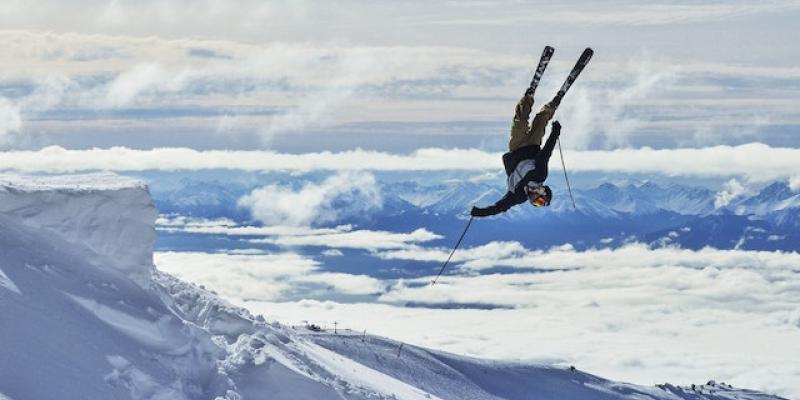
top-left (528, 102), bottom-right (556, 146)
top-left (508, 95), bottom-right (534, 152)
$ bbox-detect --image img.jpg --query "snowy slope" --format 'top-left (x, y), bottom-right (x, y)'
top-left (0, 174), bottom-right (788, 400)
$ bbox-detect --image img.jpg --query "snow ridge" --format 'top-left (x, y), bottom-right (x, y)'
top-left (0, 173), bottom-right (157, 285)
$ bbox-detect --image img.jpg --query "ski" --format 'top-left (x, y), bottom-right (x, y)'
top-left (525, 46), bottom-right (555, 97)
top-left (551, 47), bottom-right (593, 107)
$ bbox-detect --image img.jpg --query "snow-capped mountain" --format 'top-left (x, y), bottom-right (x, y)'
top-left (730, 182), bottom-right (800, 215)
top-left (378, 179), bottom-right (797, 251)
top-left (0, 174), bottom-right (787, 400)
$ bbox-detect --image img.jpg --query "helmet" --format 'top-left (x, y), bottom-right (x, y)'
top-left (525, 182), bottom-right (552, 207)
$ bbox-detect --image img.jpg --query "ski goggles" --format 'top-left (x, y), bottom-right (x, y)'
top-left (531, 195), bottom-right (548, 207)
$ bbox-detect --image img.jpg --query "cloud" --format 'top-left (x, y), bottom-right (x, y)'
top-left (2, 28), bottom-right (799, 151)
top-left (252, 228), bottom-right (441, 251)
top-left (715, 178), bottom-right (747, 208)
top-left (238, 172), bottom-right (383, 226)
top-left (156, 215), bottom-right (441, 251)
top-left (156, 215), bottom-right (351, 236)
top-left (789, 176), bottom-right (800, 193)
top-left (0, 98), bottom-right (22, 145)
top-left (190, 241), bottom-right (800, 398)
top-left (105, 63), bottom-right (174, 108)
top-left (3, 143), bottom-right (800, 181)
top-left (377, 240), bottom-right (528, 266)
top-left (557, 58), bottom-right (679, 149)
top-left (154, 250), bottom-right (384, 301)
top-left (378, 241), bottom-right (800, 275)
top-left (0, 73), bottom-right (75, 146)
top-left (428, 2), bottom-right (800, 27)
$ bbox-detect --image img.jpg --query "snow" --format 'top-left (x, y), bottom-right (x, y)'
top-left (0, 267), bottom-right (21, 294)
top-left (0, 173), bottom-right (157, 286)
top-left (0, 173), bottom-right (788, 400)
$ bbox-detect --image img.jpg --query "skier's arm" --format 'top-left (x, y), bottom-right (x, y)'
top-left (471, 191), bottom-right (525, 217)
top-left (540, 121), bottom-right (561, 161)
top-left (531, 121), bottom-right (561, 182)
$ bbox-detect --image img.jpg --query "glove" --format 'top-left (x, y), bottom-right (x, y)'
top-left (551, 120), bottom-right (561, 134)
top-left (470, 206), bottom-right (495, 217)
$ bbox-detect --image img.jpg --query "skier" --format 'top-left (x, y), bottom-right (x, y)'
top-left (432, 47), bottom-right (591, 284)
top-left (470, 92), bottom-right (562, 217)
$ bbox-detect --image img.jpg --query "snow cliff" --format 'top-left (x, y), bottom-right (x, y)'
top-left (0, 173), bottom-right (788, 400)
top-left (0, 173), bottom-right (157, 285)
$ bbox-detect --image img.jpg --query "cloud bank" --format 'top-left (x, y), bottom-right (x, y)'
top-left (157, 242), bottom-right (800, 398)
top-left (1, 27), bottom-right (798, 150)
top-left (155, 251), bottom-right (385, 302)
top-left (3, 143), bottom-right (800, 180)
top-left (156, 216), bottom-right (442, 251)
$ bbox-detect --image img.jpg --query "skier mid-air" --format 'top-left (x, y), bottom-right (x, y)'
top-left (433, 46), bottom-right (592, 284)
top-left (470, 46), bottom-right (591, 218)
top-left (470, 95), bottom-right (561, 217)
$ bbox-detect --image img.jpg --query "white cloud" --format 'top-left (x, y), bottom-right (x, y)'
top-left (157, 216), bottom-right (351, 237)
top-left (156, 215), bottom-right (441, 252)
top-left (378, 241), bottom-right (800, 276)
top-left (2, 1), bottom-right (797, 40)
top-left (1, 28), bottom-right (798, 151)
top-left (558, 58), bottom-right (678, 149)
top-left (789, 176), bottom-right (800, 193)
top-left (238, 172), bottom-right (382, 226)
top-left (0, 98), bottom-right (22, 145)
top-left (21, 74), bottom-right (75, 111)
top-left (105, 63), bottom-right (175, 108)
top-left (155, 251), bottom-right (318, 301)
top-left (4, 144), bottom-right (800, 181)
top-left (253, 228), bottom-right (441, 251)
top-left (154, 241), bottom-right (800, 397)
top-left (715, 178), bottom-right (747, 208)
top-left (429, 2), bottom-right (800, 27)
top-left (154, 251), bottom-right (384, 301)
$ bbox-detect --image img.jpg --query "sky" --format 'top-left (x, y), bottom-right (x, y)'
top-left (1, 0), bottom-right (800, 152)
top-left (2, 1), bottom-right (800, 397)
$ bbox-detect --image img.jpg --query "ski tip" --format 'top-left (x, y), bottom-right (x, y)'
top-left (584, 47), bottom-right (594, 55)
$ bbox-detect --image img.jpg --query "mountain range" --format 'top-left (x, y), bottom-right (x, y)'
top-left (150, 174), bottom-right (800, 252)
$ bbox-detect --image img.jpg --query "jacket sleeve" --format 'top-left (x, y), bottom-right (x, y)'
top-left (472, 191), bottom-right (526, 217)
top-left (531, 129), bottom-right (560, 182)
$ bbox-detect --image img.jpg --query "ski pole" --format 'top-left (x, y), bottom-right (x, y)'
top-left (557, 138), bottom-right (577, 210)
top-left (431, 215), bottom-right (474, 285)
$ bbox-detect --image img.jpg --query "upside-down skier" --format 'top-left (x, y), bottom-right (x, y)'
top-left (470, 93), bottom-right (562, 217)
top-left (470, 46), bottom-right (591, 218)
top-left (434, 46), bottom-right (591, 284)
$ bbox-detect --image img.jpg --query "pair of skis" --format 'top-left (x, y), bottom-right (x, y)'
top-left (529, 46), bottom-right (591, 211)
top-left (527, 46), bottom-right (593, 107)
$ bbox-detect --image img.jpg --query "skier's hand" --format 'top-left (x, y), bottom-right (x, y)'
top-left (470, 206), bottom-right (493, 217)
top-left (551, 120), bottom-right (561, 134)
